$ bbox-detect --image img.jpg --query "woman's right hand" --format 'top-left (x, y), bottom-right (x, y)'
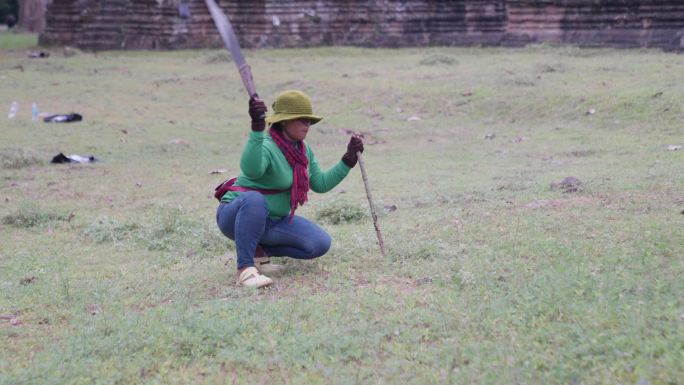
top-left (248, 97), bottom-right (267, 131)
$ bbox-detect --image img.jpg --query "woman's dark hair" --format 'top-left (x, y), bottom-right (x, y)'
top-left (271, 122), bottom-right (283, 131)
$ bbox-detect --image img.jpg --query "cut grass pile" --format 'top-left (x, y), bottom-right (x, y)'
top-left (315, 199), bottom-right (368, 224)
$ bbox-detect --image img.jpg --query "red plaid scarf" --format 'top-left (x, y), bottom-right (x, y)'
top-left (269, 127), bottom-right (309, 219)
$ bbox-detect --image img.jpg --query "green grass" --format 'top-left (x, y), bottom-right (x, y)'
top-left (2, 203), bottom-right (70, 228)
top-left (0, 31), bottom-right (38, 50)
top-left (0, 147), bottom-right (44, 169)
top-left (1, 44), bottom-right (683, 384)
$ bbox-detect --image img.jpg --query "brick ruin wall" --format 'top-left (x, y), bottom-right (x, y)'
top-left (39, 0), bottom-right (684, 51)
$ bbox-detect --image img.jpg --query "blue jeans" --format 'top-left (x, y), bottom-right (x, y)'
top-left (216, 191), bottom-right (332, 269)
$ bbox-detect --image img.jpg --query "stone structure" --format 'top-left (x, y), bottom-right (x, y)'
top-left (18, 0), bottom-right (52, 33)
top-left (39, 0), bottom-right (684, 51)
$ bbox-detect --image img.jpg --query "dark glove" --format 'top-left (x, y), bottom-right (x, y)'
top-left (248, 97), bottom-right (267, 131)
top-left (341, 135), bottom-right (364, 168)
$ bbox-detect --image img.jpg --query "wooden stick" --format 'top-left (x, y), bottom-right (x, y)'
top-left (357, 152), bottom-right (387, 256)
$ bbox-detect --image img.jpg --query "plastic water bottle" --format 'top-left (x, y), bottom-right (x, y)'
top-left (8, 101), bottom-right (18, 119)
top-left (31, 103), bottom-right (39, 121)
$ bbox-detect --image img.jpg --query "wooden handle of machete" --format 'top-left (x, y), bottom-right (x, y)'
top-left (357, 151), bottom-right (387, 256)
top-left (239, 64), bottom-right (266, 119)
top-left (238, 64), bottom-right (258, 99)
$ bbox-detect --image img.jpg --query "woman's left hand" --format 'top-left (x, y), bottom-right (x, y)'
top-left (341, 135), bottom-right (364, 168)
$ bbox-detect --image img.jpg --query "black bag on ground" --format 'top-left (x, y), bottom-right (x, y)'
top-left (44, 113), bottom-right (83, 123)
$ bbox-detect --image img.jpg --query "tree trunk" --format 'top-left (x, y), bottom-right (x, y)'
top-left (18, 0), bottom-right (49, 33)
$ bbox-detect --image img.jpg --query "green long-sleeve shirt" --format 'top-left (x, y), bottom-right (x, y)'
top-left (221, 130), bottom-right (351, 219)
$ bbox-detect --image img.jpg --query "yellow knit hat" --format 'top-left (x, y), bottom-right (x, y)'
top-left (266, 90), bottom-right (323, 125)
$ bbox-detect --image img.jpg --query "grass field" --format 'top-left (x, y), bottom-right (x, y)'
top-left (1, 32), bottom-right (683, 384)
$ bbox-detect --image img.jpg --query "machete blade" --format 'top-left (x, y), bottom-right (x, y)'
top-left (204, 0), bottom-right (257, 98)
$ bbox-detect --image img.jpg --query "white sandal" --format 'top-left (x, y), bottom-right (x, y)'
top-left (254, 256), bottom-right (287, 275)
top-left (254, 245), bottom-right (286, 275)
top-left (236, 267), bottom-right (273, 288)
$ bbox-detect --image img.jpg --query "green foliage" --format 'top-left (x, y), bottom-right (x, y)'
top-left (2, 203), bottom-right (70, 228)
top-left (0, 147), bottom-right (43, 169)
top-left (82, 216), bottom-right (140, 243)
top-left (315, 199), bottom-right (367, 224)
top-left (82, 208), bottom-right (226, 258)
top-left (135, 207), bottom-right (225, 255)
top-left (0, 0), bottom-right (18, 21)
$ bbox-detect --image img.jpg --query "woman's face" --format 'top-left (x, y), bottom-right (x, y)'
top-left (281, 118), bottom-right (311, 142)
